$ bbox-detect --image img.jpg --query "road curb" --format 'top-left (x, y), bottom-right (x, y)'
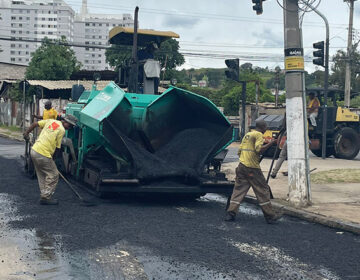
top-left (0, 131), bottom-right (24, 142)
top-left (244, 196), bottom-right (360, 235)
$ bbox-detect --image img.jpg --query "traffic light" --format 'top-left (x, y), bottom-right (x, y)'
top-left (225, 59), bottom-right (240, 82)
top-left (252, 0), bottom-right (265, 15)
top-left (313, 41), bottom-right (324, 67)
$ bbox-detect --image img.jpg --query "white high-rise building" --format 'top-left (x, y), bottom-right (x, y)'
top-left (0, 0), bottom-right (134, 70)
top-left (73, 0), bottom-right (134, 70)
top-left (0, 0), bottom-right (75, 65)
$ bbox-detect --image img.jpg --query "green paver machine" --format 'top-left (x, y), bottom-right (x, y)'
top-left (61, 27), bottom-right (235, 197)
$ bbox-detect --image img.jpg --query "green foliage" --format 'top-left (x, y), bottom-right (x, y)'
top-left (25, 37), bottom-right (81, 80)
top-left (330, 47), bottom-right (360, 92)
top-left (105, 45), bottom-right (132, 69)
top-left (105, 39), bottom-right (185, 70)
top-left (154, 39), bottom-right (184, 69)
top-left (338, 95), bottom-right (360, 108)
top-left (7, 82), bottom-right (37, 102)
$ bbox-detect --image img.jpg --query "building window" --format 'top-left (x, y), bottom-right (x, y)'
top-left (26, 51), bottom-right (29, 54)
top-left (18, 58), bottom-right (22, 61)
top-left (18, 51), bottom-right (21, 54)
top-left (106, 23), bottom-right (109, 27)
top-left (99, 23), bottom-right (102, 26)
top-left (26, 44), bottom-right (29, 48)
top-left (85, 47), bottom-right (89, 51)
top-left (11, 30), bottom-right (16, 34)
top-left (26, 31), bottom-right (29, 34)
top-left (98, 54), bottom-right (101, 57)
top-left (27, 10), bottom-right (30, 14)
top-left (11, 16), bottom-right (16, 20)
top-left (98, 60), bottom-right (101, 63)
top-left (26, 59), bottom-right (29, 62)
top-left (11, 51), bottom-right (15, 54)
top-left (19, 17), bottom-right (22, 20)
top-left (26, 17), bottom-right (30, 20)
top-left (99, 35), bottom-right (102, 39)
top-left (11, 44), bottom-right (15, 47)
top-left (92, 23), bottom-right (95, 26)
top-left (18, 44), bottom-right (22, 47)
top-left (85, 23), bottom-right (89, 26)
top-left (19, 23), bottom-right (22, 27)
top-left (11, 58), bottom-right (15, 62)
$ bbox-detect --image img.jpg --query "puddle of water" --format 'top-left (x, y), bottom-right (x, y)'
top-left (0, 193), bottom-right (76, 280)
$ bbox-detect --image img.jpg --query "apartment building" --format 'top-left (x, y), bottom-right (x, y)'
top-left (0, 0), bottom-right (134, 70)
top-left (0, 0), bottom-right (75, 65)
top-left (73, 0), bottom-right (134, 70)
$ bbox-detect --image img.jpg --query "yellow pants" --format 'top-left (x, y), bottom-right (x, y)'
top-left (228, 163), bottom-right (275, 219)
top-left (30, 149), bottom-right (59, 199)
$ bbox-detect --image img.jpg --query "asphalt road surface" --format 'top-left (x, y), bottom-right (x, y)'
top-left (0, 137), bottom-right (359, 280)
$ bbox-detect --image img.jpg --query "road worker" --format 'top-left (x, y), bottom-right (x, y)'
top-left (33, 100), bottom-right (58, 120)
top-left (225, 119), bottom-right (282, 223)
top-left (23, 115), bottom-right (77, 205)
top-left (307, 92), bottom-right (320, 127)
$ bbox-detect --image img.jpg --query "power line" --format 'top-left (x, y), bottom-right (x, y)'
top-left (64, 0), bottom-right (349, 30)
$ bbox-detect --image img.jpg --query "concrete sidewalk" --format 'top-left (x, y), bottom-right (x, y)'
top-left (0, 126), bottom-right (23, 141)
top-left (223, 142), bottom-right (360, 234)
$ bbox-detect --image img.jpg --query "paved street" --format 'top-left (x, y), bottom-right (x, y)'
top-left (1, 137), bottom-right (360, 280)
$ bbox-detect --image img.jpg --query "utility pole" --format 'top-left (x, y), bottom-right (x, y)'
top-left (275, 67), bottom-right (280, 107)
top-left (129, 6), bottom-right (139, 94)
top-left (344, 0), bottom-right (356, 107)
top-left (283, 0), bottom-right (310, 207)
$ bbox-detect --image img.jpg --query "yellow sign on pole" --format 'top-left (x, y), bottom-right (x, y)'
top-left (285, 56), bottom-right (304, 71)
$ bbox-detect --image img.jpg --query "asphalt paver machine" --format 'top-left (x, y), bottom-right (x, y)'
top-left (60, 27), bottom-right (235, 197)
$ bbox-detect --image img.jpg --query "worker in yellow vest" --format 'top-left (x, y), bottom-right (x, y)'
top-left (307, 92), bottom-right (320, 127)
top-left (23, 115), bottom-right (77, 205)
top-left (33, 100), bottom-right (58, 120)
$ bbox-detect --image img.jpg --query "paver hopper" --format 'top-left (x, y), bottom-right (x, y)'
top-left (62, 82), bottom-right (234, 196)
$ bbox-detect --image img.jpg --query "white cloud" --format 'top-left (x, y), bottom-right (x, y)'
top-left (68, 0), bottom-right (354, 72)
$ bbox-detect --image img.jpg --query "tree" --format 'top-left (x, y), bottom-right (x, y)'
top-left (154, 39), bottom-right (185, 70)
top-left (105, 38), bottom-right (185, 70)
top-left (330, 46), bottom-right (360, 92)
top-left (25, 37), bottom-right (81, 80)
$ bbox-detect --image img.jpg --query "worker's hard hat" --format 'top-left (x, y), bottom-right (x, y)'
top-left (63, 114), bottom-right (78, 126)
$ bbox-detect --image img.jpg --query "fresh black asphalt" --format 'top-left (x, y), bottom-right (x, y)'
top-left (0, 137), bottom-right (359, 279)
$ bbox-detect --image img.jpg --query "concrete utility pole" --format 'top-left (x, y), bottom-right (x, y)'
top-left (283, 0), bottom-right (310, 207)
top-left (344, 0), bottom-right (356, 107)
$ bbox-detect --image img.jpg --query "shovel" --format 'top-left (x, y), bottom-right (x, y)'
top-left (59, 171), bottom-right (97, 207)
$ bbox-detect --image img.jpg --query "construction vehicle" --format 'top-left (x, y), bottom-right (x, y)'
top-left (307, 88), bottom-right (360, 159)
top-left (49, 27), bottom-right (235, 197)
top-left (255, 88), bottom-right (360, 159)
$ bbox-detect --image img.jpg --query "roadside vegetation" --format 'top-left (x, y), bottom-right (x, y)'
top-left (311, 169), bottom-right (360, 184)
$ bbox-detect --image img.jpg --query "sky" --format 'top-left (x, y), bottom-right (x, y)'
top-left (66, 0), bottom-right (360, 73)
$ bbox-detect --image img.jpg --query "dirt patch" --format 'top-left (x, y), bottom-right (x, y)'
top-left (311, 169), bottom-right (360, 184)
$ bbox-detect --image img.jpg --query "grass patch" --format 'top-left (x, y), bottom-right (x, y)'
top-left (0, 124), bottom-right (21, 132)
top-left (311, 169), bottom-right (360, 184)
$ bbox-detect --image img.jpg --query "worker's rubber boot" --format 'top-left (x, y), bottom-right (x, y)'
top-left (265, 213), bottom-right (282, 224)
top-left (270, 173), bottom-right (276, 179)
top-left (224, 211), bottom-right (236, 222)
top-left (39, 198), bottom-right (59, 205)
